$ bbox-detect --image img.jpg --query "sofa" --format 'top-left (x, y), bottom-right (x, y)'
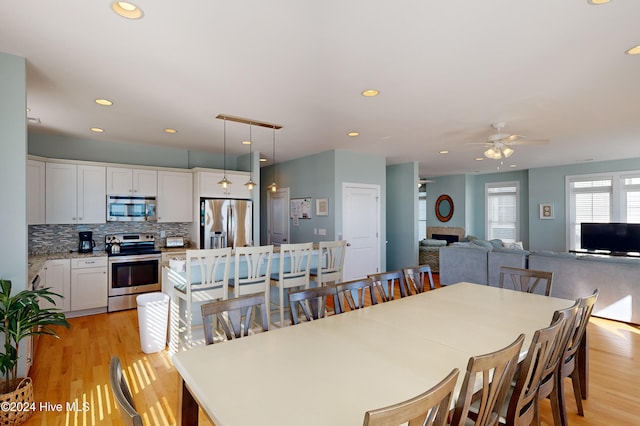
top-left (440, 240), bottom-right (640, 325)
top-left (439, 240), bottom-right (529, 287)
top-left (529, 252), bottom-right (640, 325)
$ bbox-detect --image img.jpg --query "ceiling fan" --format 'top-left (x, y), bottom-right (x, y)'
top-left (468, 122), bottom-right (549, 160)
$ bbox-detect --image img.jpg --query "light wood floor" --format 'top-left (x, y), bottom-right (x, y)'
top-left (26, 276), bottom-right (640, 426)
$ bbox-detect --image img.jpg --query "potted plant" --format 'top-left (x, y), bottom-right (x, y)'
top-left (0, 278), bottom-right (70, 425)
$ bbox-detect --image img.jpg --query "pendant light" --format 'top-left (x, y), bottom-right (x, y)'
top-left (266, 126), bottom-right (278, 192)
top-left (218, 117), bottom-right (231, 188)
top-left (244, 123), bottom-right (256, 190)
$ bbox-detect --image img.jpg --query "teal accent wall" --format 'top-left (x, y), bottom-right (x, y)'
top-left (466, 170), bottom-right (529, 247)
top-left (28, 132), bottom-right (242, 170)
top-left (260, 149), bottom-right (387, 269)
top-left (425, 174), bottom-right (467, 230)
top-left (0, 52), bottom-right (28, 377)
top-left (528, 158), bottom-right (640, 251)
top-left (386, 163), bottom-right (419, 271)
top-left (428, 158), bottom-right (640, 252)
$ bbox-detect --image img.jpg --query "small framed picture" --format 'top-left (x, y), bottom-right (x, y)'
top-left (540, 203), bottom-right (554, 219)
top-left (316, 197), bottom-right (329, 216)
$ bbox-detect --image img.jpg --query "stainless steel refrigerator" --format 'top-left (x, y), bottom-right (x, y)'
top-left (199, 198), bottom-right (253, 249)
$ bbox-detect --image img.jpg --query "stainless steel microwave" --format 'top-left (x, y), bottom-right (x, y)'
top-left (106, 195), bottom-right (157, 222)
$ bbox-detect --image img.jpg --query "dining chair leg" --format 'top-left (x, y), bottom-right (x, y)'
top-left (570, 369), bottom-right (584, 416)
top-left (554, 374), bottom-right (569, 426)
top-left (550, 384), bottom-right (562, 426)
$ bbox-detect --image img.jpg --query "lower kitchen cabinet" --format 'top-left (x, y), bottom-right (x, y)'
top-left (70, 257), bottom-right (108, 312)
top-left (43, 259), bottom-right (71, 312)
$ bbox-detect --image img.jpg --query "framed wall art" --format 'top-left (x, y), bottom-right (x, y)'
top-left (316, 197), bottom-right (329, 216)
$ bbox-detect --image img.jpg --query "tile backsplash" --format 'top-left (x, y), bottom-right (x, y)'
top-left (29, 222), bottom-right (192, 255)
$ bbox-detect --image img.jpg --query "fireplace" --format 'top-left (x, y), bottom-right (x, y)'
top-left (431, 233), bottom-right (459, 245)
top-left (427, 226), bottom-right (465, 245)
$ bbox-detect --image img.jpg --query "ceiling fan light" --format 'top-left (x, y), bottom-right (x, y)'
top-left (484, 148), bottom-right (501, 160)
top-left (502, 147), bottom-right (514, 158)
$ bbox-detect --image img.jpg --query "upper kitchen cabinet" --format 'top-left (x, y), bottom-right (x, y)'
top-left (195, 170), bottom-right (251, 199)
top-left (27, 159), bottom-right (46, 225)
top-left (107, 167), bottom-right (157, 196)
top-left (157, 170), bottom-right (193, 222)
top-left (46, 163), bottom-right (106, 224)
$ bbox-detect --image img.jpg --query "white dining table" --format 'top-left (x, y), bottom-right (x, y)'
top-left (172, 282), bottom-right (574, 426)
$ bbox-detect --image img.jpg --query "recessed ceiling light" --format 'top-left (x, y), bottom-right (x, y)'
top-left (475, 157), bottom-right (484, 161)
top-left (111, 2), bottom-right (144, 19)
top-left (588, 0), bottom-right (610, 4)
top-left (91, 127), bottom-right (104, 133)
top-left (626, 45), bottom-right (640, 55)
top-left (348, 132), bottom-right (359, 137)
top-left (164, 128), bottom-right (177, 134)
top-left (242, 140), bottom-right (252, 145)
top-left (509, 164), bottom-right (517, 168)
top-left (259, 157), bottom-right (267, 163)
top-left (95, 98), bottom-right (113, 106)
top-left (361, 89), bottom-right (379, 97)
top-left (439, 150), bottom-right (449, 154)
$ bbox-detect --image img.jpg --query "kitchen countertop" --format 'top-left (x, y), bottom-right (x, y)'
top-left (28, 246), bottom-right (190, 287)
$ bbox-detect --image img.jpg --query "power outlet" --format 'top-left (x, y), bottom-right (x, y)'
top-left (318, 228), bottom-right (326, 236)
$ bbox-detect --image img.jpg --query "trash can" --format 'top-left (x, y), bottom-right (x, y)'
top-left (136, 292), bottom-right (170, 354)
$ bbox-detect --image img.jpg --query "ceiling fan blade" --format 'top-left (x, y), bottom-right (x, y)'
top-left (506, 138), bottom-right (550, 146)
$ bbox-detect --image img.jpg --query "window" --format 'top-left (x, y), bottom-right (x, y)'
top-left (418, 188), bottom-right (427, 240)
top-left (566, 171), bottom-right (640, 250)
top-left (485, 182), bottom-right (519, 243)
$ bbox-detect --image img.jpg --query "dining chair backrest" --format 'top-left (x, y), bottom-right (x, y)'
top-left (363, 368), bottom-right (459, 426)
top-left (402, 264), bottom-right (435, 294)
top-left (201, 293), bottom-right (269, 345)
top-left (368, 270), bottom-right (408, 302)
top-left (450, 334), bottom-right (525, 426)
top-left (498, 266), bottom-right (553, 296)
top-left (554, 289), bottom-right (599, 423)
top-left (334, 277), bottom-right (377, 313)
top-left (310, 240), bottom-right (347, 286)
top-left (537, 300), bottom-right (580, 403)
top-left (505, 316), bottom-right (563, 426)
top-left (233, 245), bottom-right (273, 298)
top-left (288, 285), bottom-right (338, 325)
top-left (109, 356), bottom-right (143, 426)
top-left (184, 248), bottom-right (232, 302)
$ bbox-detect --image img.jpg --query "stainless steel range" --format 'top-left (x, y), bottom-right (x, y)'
top-left (105, 233), bottom-right (161, 312)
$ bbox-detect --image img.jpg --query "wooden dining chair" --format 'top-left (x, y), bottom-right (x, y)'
top-left (368, 270), bottom-right (408, 302)
top-left (269, 242), bottom-right (313, 327)
top-left (538, 300), bottom-right (580, 426)
top-left (287, 285), bottom-right (338, 325)
top-left (200, 293), bottom-right (269, 345)
top-left (334, 277), bottom-right (378, 313)
top-left (554, 289), bottom-right (599, 426)
top-left (310, 240), bottom-right (347, 287)
top-left (450, 334), bottom-right (525, 426)
top-left (498, 266), bottom-right (553, 296)
top-left (502, 316), bottom-right (563, 426)
top-left (402, 264), bottom-right (435, 294)
top-left (109, 356), bottom-right (143, 426)
top-left (172, 248), bottom-right (231, 349)
top-left (363, 368), bottom-right (459, 426)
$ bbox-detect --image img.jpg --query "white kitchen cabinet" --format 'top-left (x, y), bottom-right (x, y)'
top-left (70, 257), bottom-right (108, 311)
top-left (157, 170), bottom-right (193, 222)
top-left (43, 259), bottom-right (71, 312)
top-left (196, 170), bottom-right (251, 199)
top-left (27, 159), bottom-right (46, 224)
top-left (107, 167), bottom-right (157, 196)
top-left (45, 163), bottom-right (106, 224)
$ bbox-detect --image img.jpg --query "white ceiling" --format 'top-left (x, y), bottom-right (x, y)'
top-left (1, 0), bottom-right (639, 177)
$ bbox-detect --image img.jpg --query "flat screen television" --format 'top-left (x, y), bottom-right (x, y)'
top-left (580, 222), bottom-right (640, 254)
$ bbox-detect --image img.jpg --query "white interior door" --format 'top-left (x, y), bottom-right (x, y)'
top-left (268, 187), bottom-right (289, 245)
top-left (342, 183), bottom-right (381, 280)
